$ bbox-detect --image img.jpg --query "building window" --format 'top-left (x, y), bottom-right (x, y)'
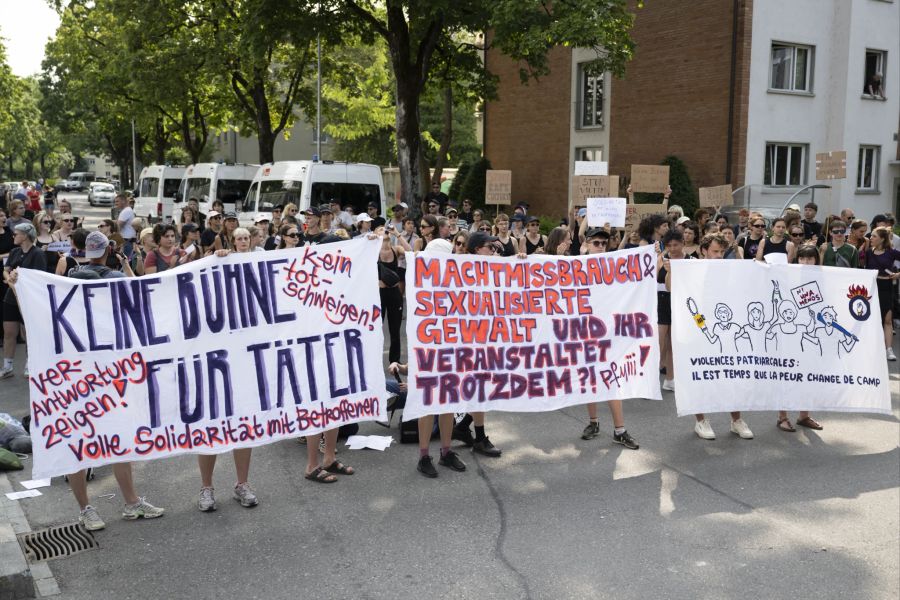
top-left (863, 50), bottom-right (886, 98)
top-left (857, 146), bottom-right (880, 191)
top-left (576, 147), bottom-right (604, 162)
top-left (770, 43), bottom-right (813, 92)
top-left (764, 143), bottom-right (807, 186)
top-left (577, 63), bottom-right (603, 129)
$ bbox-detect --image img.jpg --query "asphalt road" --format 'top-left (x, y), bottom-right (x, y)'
top-left (1, 194), bottom-right (898, 599)
top-left (1, 336), bottom-right (897, 600)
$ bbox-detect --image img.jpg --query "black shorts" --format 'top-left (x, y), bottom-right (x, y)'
top-left (876, 278), bottom-right (893, 320)
top-left (2, 300), bottom-right (22, 324)
top-left (657, 292), bottom-right (672, 325)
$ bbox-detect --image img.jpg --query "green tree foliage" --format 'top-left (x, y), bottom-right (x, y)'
top-left (662, 155), bottom-right (698, 217)
top-left (328, 0), bottom-right (637, 208)
top-left (458, 157), bottom-right (492, 208)
top-left (448, 160), bottom-right (472, 202)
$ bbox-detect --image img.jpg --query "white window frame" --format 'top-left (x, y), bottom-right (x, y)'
top-left (764, 142), bottom-right (808, 187)
top-left (769, 42), bottom-right (814, 93)
top-left (575, 147), bottom-right (604, 162)
top-left (856, 145), bottom-right (880, 192)
top-left (577, 63), bottom-right (604, 129)
top-left (863, 49), bottom-right (887, 98)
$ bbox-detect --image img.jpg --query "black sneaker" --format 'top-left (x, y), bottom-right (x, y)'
top-left (613, 430), bottom-right (640, 450)
top-left (438, 451), bottom-right (467, 472)
top-left (581, 422), bottom-right (600, 440)
top-left (417, 456), bottom-right (438, 478)
top-left (452, 425), bottom-right (475, 447)
top-left (472, 436), bottom-right (502, 457)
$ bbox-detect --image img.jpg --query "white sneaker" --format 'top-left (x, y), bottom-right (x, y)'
top-left (198, 486), bottom-right (217, 512)
top-left (887, 348), bottom-right (897, 361)
top-left (233, 482), bottom-right (258, 508)
top-left (22, 365), bottom-right (28, 377)
top-left (662, 379), bottom-right (675, 391)
top-left (0, 366), bottom-right (13, 380)
top-left (694, 418), bottom-right (716, 440)
top-left (730, 418), bottom-right (754, 439)
top-left (79, 505), bottom-right (105, 531)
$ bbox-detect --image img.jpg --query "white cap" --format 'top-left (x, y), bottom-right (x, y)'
top-left (787, 203), bottom-right (801, 212)
top-left (254, 213), bottom-right (272, 223)
top-left (356, 213), bottom-right (373, 223)
top-left (207, 210), bottom-right (221, 218)
top-left (424, 238), bottom-right (453, 254)
top-left (676, 216), bottom-right (690, 225)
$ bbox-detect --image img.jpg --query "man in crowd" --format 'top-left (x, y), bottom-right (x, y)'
top-left (802, 202), bottom-right (822, 243)
top-left (303, 206), bottom-right (327, 244)
top-left (423, 181), bottom-right (448, 213)
top-left (200, 211), bottom-right (223, 253)
top-left (114, 193), bottom-right (137, 259)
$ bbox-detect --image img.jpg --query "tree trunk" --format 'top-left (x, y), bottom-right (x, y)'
top-left (252, 77), bottom-right (276, 164)
top-left (395, 70), bottom-right (423, 210)
top-left (154, 117), bottom-right (167, 164)
top-left (431, 85), bottom-right (453, 186)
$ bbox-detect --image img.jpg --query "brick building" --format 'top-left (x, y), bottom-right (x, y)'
top-left (484, 0), bottom-right (899, 221)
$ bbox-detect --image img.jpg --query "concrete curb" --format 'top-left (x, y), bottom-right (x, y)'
top-left (0, 473), bottom-right (59, 599)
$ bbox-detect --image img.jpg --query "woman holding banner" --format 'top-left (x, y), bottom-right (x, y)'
top-left (196, 242), bottom-right (260, 510)
top-left (658, 230), bottom-right (693, 392)
top-left (756, 217), bottom-right (796, 263)
top-left (493, 214), bottom-right (518, 258)
top-left (867, 227), bottom-right (900, 361)
top-left (580, 227), bottom-right (640, 448)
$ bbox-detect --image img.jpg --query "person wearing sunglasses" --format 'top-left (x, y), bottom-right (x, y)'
top-left (820, 220), bottom-right (859, 268)
top-left (277, 224), bottom-right (302, 250)
top-left (413, 214), bottom-right (439, 251)
top-left (451, 230), bottom-right (469, 254)
top-left (848, 220), bottom-right (869, 268)
top-left (739, 217), bottom-right (767, 260)
top-left (51, 213), bottom-right (77, 245)
top-left (521, 216), bottom-right (547, 255)
top-left (467, 209), bottom-right (485, 233)
top-left (578, 227), bottom-right (640, 449)
top-left (786, 227), bottom-right (805, 262)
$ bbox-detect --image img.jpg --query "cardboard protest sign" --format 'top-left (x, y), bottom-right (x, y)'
top-left (630, 165), bottom-right (670, 193)
top-left (572, 175), bottom-right (619, 208)
top-left (670, 260), bottom-right (890, 416)
top-left (402, 246), bottom-right (662, 420)
top-left (698, 185), bottom-right (732, 208)
top-left (587, 197), bottom-right (627, 228)
top-left (815, 151), bottom-right (846, 180)
top-left (485, 170), bottom-right (512, 205)
top-left (574, 161), bottom-right (608, 176)
top-left (624, 203), bottom-right (668, 234)
top-left (17, 238), bottom-right (389, 479)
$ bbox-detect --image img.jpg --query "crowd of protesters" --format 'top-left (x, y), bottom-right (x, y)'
top-left (1, 184), bottom-right (898, 530)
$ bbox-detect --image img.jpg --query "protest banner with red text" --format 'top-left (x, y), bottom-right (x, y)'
top-left (402, 246), bottom-right (661, 420)
top-left (17, 238), bottom-right (388, 479)
top-left (670, 260), bottom-right (890, 415)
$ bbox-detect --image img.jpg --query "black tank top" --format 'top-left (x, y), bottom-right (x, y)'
top-left (525, 235), bottom-right (545, 254)
top-left (379, 248), bottom-right (398, 272)
top-left (498, 236), bottom-right (517, 257)
top-left (762, 236), bottom-right (788, 257)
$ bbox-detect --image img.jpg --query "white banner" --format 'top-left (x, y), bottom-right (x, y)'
top-left (670, 260), bottom-right (891, 416)
top-left (18, 238), bottom-right (388, 479)
top-left (403, 246), bottom-right (661, 420)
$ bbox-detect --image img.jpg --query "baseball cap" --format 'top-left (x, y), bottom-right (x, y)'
top-left (85, 231), bottom-right (110, 258)
top-left (356, 213), bottom-right (373, 223)
top-left (467, 231), bottom-right (499, 253)
top-left (304, 206), bottom-right (322, 216)
top-left (392, 203), bottom-right (407, 212)
top-left (182, 223), bottom-right (199, 232)
top-left (585, 227), bottom-right (610, 240)
top-left (526, 215), bottom-right (540, 224)
top-left (446, 206), bottom-right (458, 215)
top-left (676, 216), bottom-right (691, 225)
top-left (254, 213), bottom-right (272, 223)
top-left (787, 203), bottom-right (801, 212)
top-left (367, 201), bottom-right (380, 209)
top-left (424, 238), bottom-right (453, 254)
top-left (223, 211), bottom-right (238, 220)
top-left (207, 210), bottom-right (221, 218)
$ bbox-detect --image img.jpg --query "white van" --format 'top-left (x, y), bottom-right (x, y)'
top-left (135, 165), bottom-right (186, 223)
top-left (240, 161), bottom-right (384, 225)
top-left (64, 172), bottom-right (96, 192)
top-left (174, 163), bottom-right (258, 222)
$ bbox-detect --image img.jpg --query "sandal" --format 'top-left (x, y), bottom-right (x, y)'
top-left (324, 460), bottom-right (355, 475)
top-left (777, 417), bottom-right (796, 432)
top-left (304, 466), bottom-right (337, 483)
top-left (796, 416), bottom-right (823, 430)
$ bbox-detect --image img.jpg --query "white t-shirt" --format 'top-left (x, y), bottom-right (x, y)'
top-left (118, 206), bottom-right (136, 239)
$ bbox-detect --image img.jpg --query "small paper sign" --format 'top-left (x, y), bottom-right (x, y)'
top-left (698, 184), bottom-right (733, 208)
top-left (47, 241), bottom-right (72, 253)
top-left (485, 170), bottom-right (512, 205)
top-left (791, 281), bottom-right (824, 308)
top-left (572, 175), bottom-right (619, 207)
top-left (764, 253), bottom-right (788, 265)
top-left (630, 165), bottom-right (670, 193)
top-left (574, 161), bottom-right (608, 176)
top-left (624, 203), bottom-right (668, 233)
top-left (587, 197), bottom-right (627, 228)
top-left (815, 151), bottom-right (847, 180)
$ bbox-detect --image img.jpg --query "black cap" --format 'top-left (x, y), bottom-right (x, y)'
top-left (272, 204), bottom-right (284, 211)
top-left (304, 206), bottom-right (321, 216)
top-left (223, 211), bottom-right (238, 220)
top-left (585, 227), bottom-right (610, 239)
top-left (526, 215), bottom-right (540, 224)
top-left (467, 231), bottom-right (499, 253)
top-left (182, 222), bottom-right (199, 232)
top-left (367, 201), bottom-right (380, 209)
top-left (511, 214), bottom-right (525, 222)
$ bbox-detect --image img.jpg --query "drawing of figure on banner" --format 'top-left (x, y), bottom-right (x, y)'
top-left (684, 298), bottom-right (743, 353)
top-left (739, 301), bottom-right (776, 352)
top-left (805, 306), bottom-right (858, 357)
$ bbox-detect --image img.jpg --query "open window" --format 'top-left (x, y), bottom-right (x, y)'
top-left (863, 50), bottom-right (886, 98)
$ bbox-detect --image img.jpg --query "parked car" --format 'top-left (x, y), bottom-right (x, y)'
top-left (87, 182), bottom-right (117, 207)
top-left (135, 165), bottom-right (185, 223)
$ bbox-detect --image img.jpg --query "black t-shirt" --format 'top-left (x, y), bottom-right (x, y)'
top-left (802, 219), bottom-right (822, 243)
top-left (4, 246), bottom-right (47, 304)
top-left (0, 228), bottom-right (14, 256)
top-left (200, 228), bottom-right (217, 250)
top-left (303, 231), bottom-right (327, 245)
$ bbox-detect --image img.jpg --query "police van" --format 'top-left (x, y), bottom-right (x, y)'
top-left (173, 162), bottom-right (258, 222)
top-left (239, 161), bottom-right (384, 225)
top-left (135, 165), bottom-right (186, 223)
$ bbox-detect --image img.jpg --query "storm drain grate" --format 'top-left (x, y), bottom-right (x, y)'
top-left (18, 523), bottom-right (99, 562)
